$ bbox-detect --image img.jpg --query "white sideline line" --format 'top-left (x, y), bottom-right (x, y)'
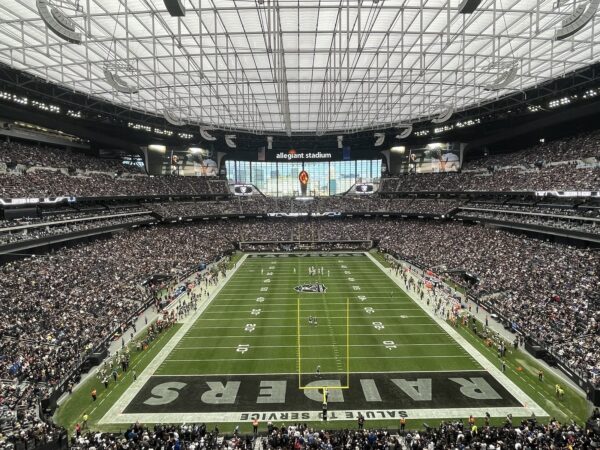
top-left (99, 254), bottom-right (249, 424)
top-left (364, 252), bottom-right (548, 417)
top-left (94, 407), bottom-right (547, 424)
top-left (165, 355), bottom-right (475, 362)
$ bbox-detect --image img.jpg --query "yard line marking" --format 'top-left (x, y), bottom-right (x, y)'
top-left (150, 369), bottom-right (487, 377)
top-left (193, 316), bottom-right (430, 321)
top-left (165, 355), bottom-right (475, 362)
top-left (202, 306), bottom-right (421, 311)
top-left (184, 323), bottom-right (438, 329)
top-left (181, 332), bottom-right (448, 338)
top-left (175, 344), bottom-right (460, 357)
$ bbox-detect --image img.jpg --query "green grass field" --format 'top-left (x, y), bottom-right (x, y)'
top-left (55, 251), bottom-right (590, 433)
top-left (163, 253), bottom-right (478, 377)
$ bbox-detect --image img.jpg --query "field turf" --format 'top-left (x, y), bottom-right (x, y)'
top-left (56, 251), bottom-right (597, 432)
top-left (161, 254), bottom-right (479, 376)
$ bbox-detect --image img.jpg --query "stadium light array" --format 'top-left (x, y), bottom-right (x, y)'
top-left (0, 91), bottom-right (28, 105)
top-left (414, 130), bottom-right (430, 137)
top-left (66, 109), bottom-right (82, 118)
top-left (128, 122), bottom-right (152, 132)
top-left (178, 132), bottom-right (194, 139)
top-left (433, 125), bottom-right (454, 134)
top-left (31, 99), bottom-right (60, 114)
top-left (154, 127), bottom-right (174, 136)
top-left (455, 118), bottom-right (481, 128)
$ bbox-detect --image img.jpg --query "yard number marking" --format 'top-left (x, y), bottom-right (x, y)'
top-left (236, 344), bottom-right (250, 354)
top-left (383, 340), bottom-right (397, 350)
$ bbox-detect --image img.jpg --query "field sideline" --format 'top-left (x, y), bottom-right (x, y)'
top-left (96, 251), bottom-right (547, 425)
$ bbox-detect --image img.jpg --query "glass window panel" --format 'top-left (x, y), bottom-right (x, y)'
top-left (226, 159), bottom-right (381, 196)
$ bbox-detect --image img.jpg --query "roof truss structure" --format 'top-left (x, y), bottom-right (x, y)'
top-left (1, 0), bottom-right (599, 135)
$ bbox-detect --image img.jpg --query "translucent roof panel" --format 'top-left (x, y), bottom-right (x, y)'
top-left (1, 0), bottom-right (600, 134)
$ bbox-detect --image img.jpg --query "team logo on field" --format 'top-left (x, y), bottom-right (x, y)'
top-left (294, 283), bottom-right (327, 293)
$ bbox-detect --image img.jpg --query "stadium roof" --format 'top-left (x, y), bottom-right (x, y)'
top-left (1, 0), bottom-right (599, 136)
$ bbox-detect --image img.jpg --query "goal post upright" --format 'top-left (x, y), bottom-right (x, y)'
top-left (297, 297), bottom-right (302, 389)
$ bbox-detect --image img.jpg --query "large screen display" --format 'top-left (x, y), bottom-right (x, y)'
top-left (225, 160), bottom-right (381, 196)
top-left (391, 143), bottom-right (463, 174)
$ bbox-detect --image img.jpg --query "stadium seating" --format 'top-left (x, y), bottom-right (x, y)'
top-left (0, 218), bottom-right (598, 446)
top-left (1, 133), bottom-right (600, 446)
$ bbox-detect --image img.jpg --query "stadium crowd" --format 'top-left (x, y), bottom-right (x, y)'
top-left (465, 129), bottom-right (600, 169)
top-left (0, 213), bottom-right (156, 245)
top-left (381, 130), bottom-right (600, 192)
top-left (457, 209), bottom-right (599, 236)
top-left (0, 172), bottom-right (230, 198)
top-left (380, 163), bottom-right (599, 192)
top-left (150, 197), bottom-right (462, 217)
top-left (1, 130), bottom-right (600, 448)
top-left (37, 413), bottom-right (600, 450)
top-left (0, 141), bottom-right (139, 173)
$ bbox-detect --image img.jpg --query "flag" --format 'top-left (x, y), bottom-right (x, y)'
top-left (343, 146), bottom-right (351, 161)
top-left (258, 147), bottom-right (266, 161)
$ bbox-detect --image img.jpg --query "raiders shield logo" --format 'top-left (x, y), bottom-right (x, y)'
top-left (294, 283), bottom-right (327, 293)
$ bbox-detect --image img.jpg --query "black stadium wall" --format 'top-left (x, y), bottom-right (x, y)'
top-left (3, 62), bottom-right (600, 159)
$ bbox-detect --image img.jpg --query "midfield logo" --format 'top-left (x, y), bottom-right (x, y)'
top-left (294, 283), bottom-right (327, 293)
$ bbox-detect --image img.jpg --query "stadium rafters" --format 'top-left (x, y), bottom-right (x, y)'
top-left (1, 0), bottom-right (600, 135)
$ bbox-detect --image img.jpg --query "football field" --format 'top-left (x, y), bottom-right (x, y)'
top-left (100, 252), bottom-right (546, 424)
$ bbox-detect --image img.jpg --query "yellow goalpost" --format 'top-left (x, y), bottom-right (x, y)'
top-left (297, 297), bottom-right (350, 400)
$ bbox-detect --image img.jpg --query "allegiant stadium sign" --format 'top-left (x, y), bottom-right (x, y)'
top-left (275, 151), bottom-right (332, 160)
